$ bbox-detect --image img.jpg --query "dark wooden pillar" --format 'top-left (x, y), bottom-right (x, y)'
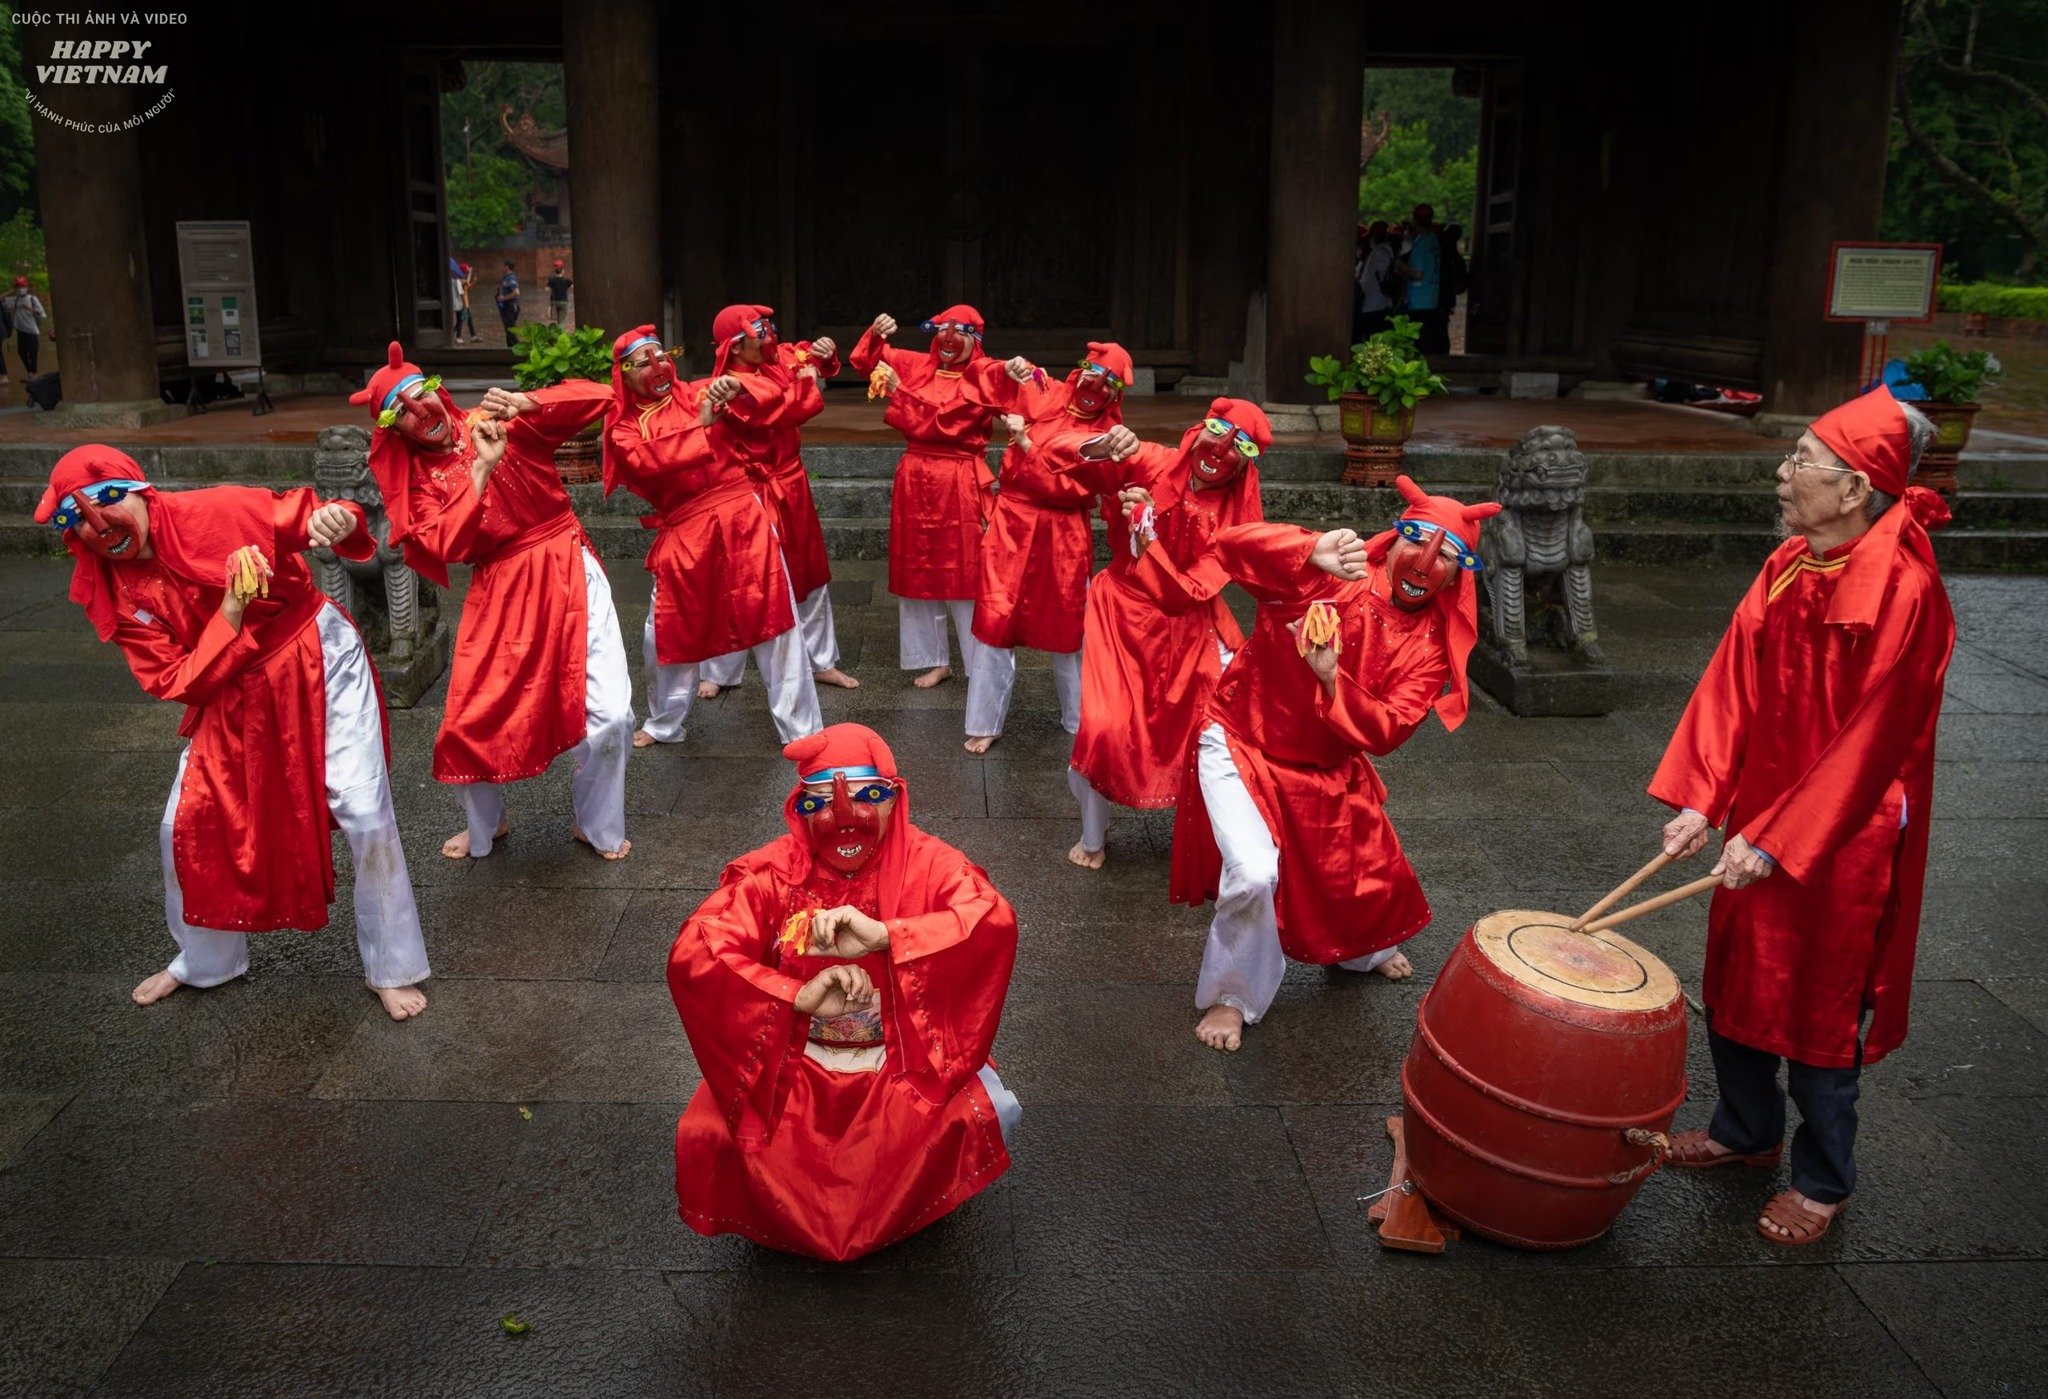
top-left (29, 62), bottom-right (161, 411)
top-left (1757, 0), bottom-right (1901, 418)
top-left (563, 0), bottom-right (662, 343)
top-left (1262, 0), bottom-right (1365, 405)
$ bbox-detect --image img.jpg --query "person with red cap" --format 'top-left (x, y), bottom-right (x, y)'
top-left (602, 325), bottom-right (822, 747)
top-left (966, 341), bottom-right (1133, 747)
top-left (848, 307), bottom-right (1016, 740)
top-left (1128, 477), bottom-right (1501, 1051)
top-left (696, 304), bottom-right (860, 695)
top-left (1051, 401), bottom-right (1267, 868)
top-left (35, 445), bottom-right (432, 1020)
top-left (352, 341), bottom-right (634, 862)
top-left (666, 722), bottom-right (1021, 1262)
top-left (1651, 388), bottom-right (1955, 1247)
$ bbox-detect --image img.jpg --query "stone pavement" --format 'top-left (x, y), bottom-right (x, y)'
top-left (0, 553), bottom-right (2043, 1397)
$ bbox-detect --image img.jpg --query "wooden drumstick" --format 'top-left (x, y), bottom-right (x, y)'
top-left (1580, 874), bottom-right (1724, 936)
top-left (1571, 852), bottom-right (1673, 931)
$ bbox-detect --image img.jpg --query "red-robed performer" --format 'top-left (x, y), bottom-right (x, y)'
top-left (1130, 478), bottom-right (1500, 1050)
top-left (1051, 400), bottom-right (1267, 868)
top-left (969, 342), bottom-right (1133, 747)
top-left (602, 325), bottom-right (823, 749)
top-left (697, 304), bottom-right (860, 694)
top-left (355, 343), bottom-right (634, 861)
top-left (1651, 388), bottom-right (1955, 1247)
top-left (37, 445), bottom-right (431, 1020)
top-left (666, 723), bottom-right (1021, 1262)
top-left (848, 307), bottom-right (1018, 743)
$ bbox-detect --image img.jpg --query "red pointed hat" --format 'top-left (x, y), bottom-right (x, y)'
top-left (1810, 386), bottom-right (1913, 497)
top-left (1204, 397), bottom-right (1273, 450)
top-left (778, 723), bottom-right (915, 918)
top-left (711, 303), bottom-right (774, 378)
top-left (350, 341), bottom-right (464, 588)
top-left (925, 304), bottom-right (987, 362)
top-left (1365, 475), bottom-right (1503, 731)
top-left (37, 445), bottom-right (155, 640)
top-left (1077, 340), bottom-right (1134, 384)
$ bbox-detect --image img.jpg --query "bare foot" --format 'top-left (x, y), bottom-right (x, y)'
top-left (1373, 951), bottom-right (1414, 980)
top-left (963, 735), bottom-right (996, 755)
top-left (370, 983), bottom-right (428, 1021)
top-left (815, 667), bottom-right (861, 690)
top-left (131, 970), bottom-right (182, 1005)
top-left (573, 827), bottom-right (633, 861)
top-left (633, 728), bottom-right (660, 749)
top-left (912, 665), bottom-right (952, 689)
top-left (1068, 840), bottom-right (1106, 870)
top-left (442, 818), bottom-right (510, 859)
top-left (1196, 1004), bottom-right (1245, 1052)
top-left (695, 680), bottom-right (723, 700)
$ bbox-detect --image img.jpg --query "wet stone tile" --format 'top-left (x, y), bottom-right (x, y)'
top-left (0, 1259), bottom-right (181, 1399)
top-left (1986, 976), bottom-right (2048, 1035)
top-left (93, 1263), bottom-right (725, 1399)
top-left (1840, 1261), bottom-right (2048, 1399)
top-left (0, 1092), bottom-right (70, 1167)
top-left (993, 984), bottom-right (1234, 1107)
top-left (1884, 980), bottom-right (2048, 1099)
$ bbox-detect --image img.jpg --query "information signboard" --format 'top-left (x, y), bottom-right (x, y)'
top-left (174, 221), bottom-right (263, 368)
top-left (1825, 243), bottom-right (1942, 324)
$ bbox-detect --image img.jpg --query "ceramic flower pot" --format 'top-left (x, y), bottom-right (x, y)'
top-left (1340, 393), bottom-right (1415, 486)
top-left (1911, 400), bottom-right (1978, 499)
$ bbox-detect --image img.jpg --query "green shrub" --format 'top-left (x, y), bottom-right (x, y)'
top-left (510, 322), bottom-right (610, 391)
top-left (1935, 282), bottom-right (2048, 320)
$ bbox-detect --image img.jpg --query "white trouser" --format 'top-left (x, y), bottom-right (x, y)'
top-left (461, 548), bottom-right (633, 856)
top-left (1069, 768), bottom-right (1112, 854)
top-left (641, 578), bottom-right (822, 745)
top-left (163, 603), bottom-right (430, 990)
top-left (899, 597), bottom-right (1015, 738)
top-left (977, 1063), bottom-right (1022, 1145)
top-left (1051, 647), bottom-right (1082, 735)
top-left (703, 582), bottom-right (837, 684)
top-left (1193, 724), bottom-right (1396, 1023)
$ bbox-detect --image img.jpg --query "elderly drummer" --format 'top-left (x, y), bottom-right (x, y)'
top-left (1649, 388), bottom-right (1955, 1246)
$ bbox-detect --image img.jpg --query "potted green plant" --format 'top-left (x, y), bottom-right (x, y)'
top-left (1306, 315), bottom-right (1449, 486)
top-left (510, 321), bottom-right (613, 484)
top-left (1900, 340), bottom-right (2003, 497)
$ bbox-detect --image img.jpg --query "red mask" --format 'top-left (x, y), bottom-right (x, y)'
top-left (70, 487), bottom-right (145, 561)
top-left (931, 325), bottom-right (976, 367)
top-left (1070, 367), bottom-right (1121, 419)
top-left (1189, 425), bottom-right (1247, 487)
top-left (392, 388), bottom-right (454, 448)
top-left (623, 349), bottom-right (678, 400)
top-left (799, 772), bottom-right (895, 875)
top-left (1387, 529), bottom-right (1457, 611)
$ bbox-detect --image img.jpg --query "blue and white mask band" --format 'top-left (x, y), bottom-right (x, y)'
top-left (380, 373), bottom-right (426, 413)
top-left (801, 764), bottom-right (884, 785)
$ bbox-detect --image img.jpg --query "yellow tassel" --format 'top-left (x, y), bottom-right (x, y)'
top-left (1297, 600), bottom-right (1342, 655)
top-left (778, 907), bottom-right (817, 959)
top-left (867, 365), bottom-right (893, 401)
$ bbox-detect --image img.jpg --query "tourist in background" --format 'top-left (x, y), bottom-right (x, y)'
top-left (4, 276), bottom-right (48, 378)
top-left (548, 258), bottom-right (573, 326)
top-left (495, 260), bottom-right (522, 346)
top-left (1404, 204), bottom-right (1449, 356)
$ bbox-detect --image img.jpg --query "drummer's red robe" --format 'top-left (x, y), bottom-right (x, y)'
top-left (667, 821), bottom-right (1017, 1262)
top-left (971, 374), bottom-right (1119, 653)
top-left (1650, 527), bottom-right (1955, 1068)
top-left (1135, 523), bottom-right (1441, 963)
top-left (606, 379), bottom-right (797, 665)
top-left (100, 487), bottom-right (377, 931)
top-left (1058, 441), bottom-right (1261, 807)
top-left (848, 329), bottom-right (998, 600)
top-left (705, 340), bottom-right (840, 602)
top-left (380, 380), bottom-right (609, 784)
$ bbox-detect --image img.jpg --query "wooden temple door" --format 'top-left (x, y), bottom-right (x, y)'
top-left (1465, 65), bottom-right (1522, 356)
top-left (398, 54), bottom-right (452, 348)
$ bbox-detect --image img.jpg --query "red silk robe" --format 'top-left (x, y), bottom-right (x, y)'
top-left (848, 329), bottom-right (998, 600)
top-left (1135, 524), bottom-right (1441, 963)
top-left (706, 340), bottom-right (839, 601)
top-left (667, 826), bottom-right (1017, 1262)
top-left (972, 374), bottom-right (1118, 653)
top-left (398, 380), bottom-right (609, 784)
top-left (1059, 442), bottom-right (1261, 807)
top-left (1650, 532), bottom-right (1955, 1068)
top-left (606, 381), bottom-right (797, 665)
top-left (105, 487), bottom-right (376, 931)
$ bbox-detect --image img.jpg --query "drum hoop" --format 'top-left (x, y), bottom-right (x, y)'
top-left (1411, 991), bottom-right (1690, 1132)
top-left (1401, 1057), bottom-right (1673, 1193)
top-left (1462, 920), bottom-right (1684, 1025)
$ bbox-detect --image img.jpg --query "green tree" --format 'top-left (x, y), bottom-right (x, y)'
top-left (1359, 121), bottom-right (1477, 228)
top-left (1361, 68), bottom-right (1480, 166)
top-left (1890, 0), bottom-right (2048, 279)
top-left (0, 4), bottom-right (39, 223)
top-left (445, 152), bottom-right (528, 248)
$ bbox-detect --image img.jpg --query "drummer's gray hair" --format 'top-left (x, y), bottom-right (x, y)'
top-left (1867, 404), bottom-right (1935, 521)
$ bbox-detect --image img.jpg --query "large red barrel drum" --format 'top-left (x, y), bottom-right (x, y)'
top-left (1401, 909), bottom-right (1688, 1249)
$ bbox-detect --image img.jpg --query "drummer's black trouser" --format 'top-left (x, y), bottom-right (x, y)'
top-left (1706, 1017), bottom-right (1864, 1204)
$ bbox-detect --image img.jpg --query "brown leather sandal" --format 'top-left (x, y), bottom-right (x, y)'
top-left (1664, 1128), bottom-right (1783, 1169)
top-left (1756, 1189), bottom-right (1844, 1246)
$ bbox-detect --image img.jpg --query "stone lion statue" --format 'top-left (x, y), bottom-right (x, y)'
top-left (1479, 424), bottom-right (1602, 664)
top-left (308, 425), bottom-right (434, 662)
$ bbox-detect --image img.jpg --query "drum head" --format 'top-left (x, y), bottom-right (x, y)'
top-left (1472, 910), bottom-right (1681, 1012)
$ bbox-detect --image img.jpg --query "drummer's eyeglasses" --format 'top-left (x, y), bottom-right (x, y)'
top-left (1202, 417), bottom-right (1262, 460)
top-left (922, 319), bottom-right (982, 338)
top-left (47, 480), bottom-right (143, 531)
top-left (376, 375), bottom-right (443, 428)
top-left (1396, 517), bottom-right (1481, 570)
top-left (1076, 361), bottom-right (1127, 393)
top-left (793, 780), bottom-right (896, 815)
top-left (1779, 453), bottom-right (1860, 479)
